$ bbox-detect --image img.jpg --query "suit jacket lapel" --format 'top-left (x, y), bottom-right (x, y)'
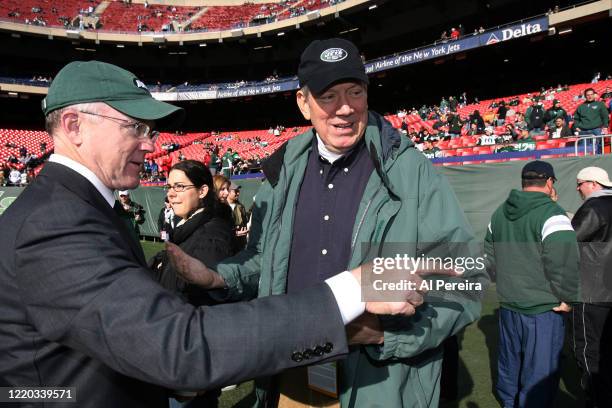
top-left (40, 163), bottom-right (148, 266)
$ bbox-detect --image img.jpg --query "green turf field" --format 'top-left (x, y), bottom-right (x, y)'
top-left (140, 241), bottom-right (585, 407)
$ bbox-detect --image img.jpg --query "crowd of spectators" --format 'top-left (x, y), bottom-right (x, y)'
top-left (5, 0), bottom-right (346, 33)
top-left (0, 142), bottom-right (47, 187)
top-left (7, 2), bottom-right (99, 28)
top-left (395, 81), bottom-right (612, 160)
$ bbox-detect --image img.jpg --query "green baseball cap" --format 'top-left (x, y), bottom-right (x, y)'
top-left (42, 60), bottom-right (184, 129)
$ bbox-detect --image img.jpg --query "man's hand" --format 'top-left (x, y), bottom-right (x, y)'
top-left (346, 312), bottom-right (384, 345)
top-left (350, 262), bottom-right (457, 316)
top-left (235, 226), bottom-right (249, 237)
top-left (165, 242), bottom-right (226, 289)
top-left (553, 302), bottom-right (572, 313)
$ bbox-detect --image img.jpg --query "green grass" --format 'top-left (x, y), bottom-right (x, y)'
top-left (140, 241), bottom-right (585, 407)
top-left (141, 240), bottom-right (165, 260)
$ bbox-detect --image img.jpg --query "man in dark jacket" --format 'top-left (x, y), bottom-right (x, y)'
top-left (572, 166), bottom-right (612, 408)
top-left (485, 160), bottom-right (579, 408)
top-left (496, 101), bottom-right (508, 126)
top-left (527, 102), bottom-right (546, 134)
top-left (548, 117), bottom-right (573, 139)
top-left (447, 112), bottom-right (463, 137)
top-left (117, 189), bottom-right (146, 239)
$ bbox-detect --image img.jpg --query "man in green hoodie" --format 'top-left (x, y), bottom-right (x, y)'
top-left (485, 160), bottom-right (579, 408)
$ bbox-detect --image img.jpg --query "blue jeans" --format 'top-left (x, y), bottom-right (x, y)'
top-left (496, 308), bottom-right (565, 408)
top-left (577, 128), bottom-right (603, 154)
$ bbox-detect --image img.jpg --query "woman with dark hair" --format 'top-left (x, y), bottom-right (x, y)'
top-left (150, 160), bottom-right (233, 408)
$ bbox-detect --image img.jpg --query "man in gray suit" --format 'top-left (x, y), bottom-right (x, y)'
top-left (0, 61), bottom-right (419, 408)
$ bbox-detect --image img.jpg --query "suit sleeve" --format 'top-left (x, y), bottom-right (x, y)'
top-left (14, 201), bottom-right (348, 391)
top-left (366, 159), bottom-right (488, 361)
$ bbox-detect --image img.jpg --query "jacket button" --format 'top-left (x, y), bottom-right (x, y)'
top-left (291, 351), bottom-right (303, 362)
top-left (323, 342), bottom-right (333, 354)
top-left (303, 348), bottom-right (313, 360)
top-left (313, 346), bottom-right (324, 356)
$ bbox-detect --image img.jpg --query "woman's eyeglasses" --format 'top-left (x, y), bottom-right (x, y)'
top-left (163, 183), bottom-right (195, 192)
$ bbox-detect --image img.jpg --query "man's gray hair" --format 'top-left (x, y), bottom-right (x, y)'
top-left (44, 102), bottom-right (101, 135)
top-left (300, 85), bottom-right (310, 99)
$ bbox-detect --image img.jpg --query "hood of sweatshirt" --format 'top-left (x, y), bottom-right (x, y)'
top-left (503, 189), bottom-right (553, 221)
top-left (586, 189), bottom-right (612, 201)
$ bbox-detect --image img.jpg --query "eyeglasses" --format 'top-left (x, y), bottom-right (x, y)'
top-left (577, 181), bottom-right (590, 188)
top-left (79, 111), bottom-right (157, 142)
top-left (164, 183), bottom-right (195, 192)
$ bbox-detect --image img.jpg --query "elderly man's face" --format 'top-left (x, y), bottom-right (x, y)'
top-left (296, 81), bottom-right (368, 154)
top-left (78, 104), bottom-right (155, 190)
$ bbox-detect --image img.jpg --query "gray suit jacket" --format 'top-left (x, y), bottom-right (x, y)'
top-left (0, 163), bottom-right (347, 408)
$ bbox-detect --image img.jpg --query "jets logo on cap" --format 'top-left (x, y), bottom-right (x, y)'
top-left (320, 48), bottom-right (348, 62)
top-left (133, 78), bottom-right (149, 91)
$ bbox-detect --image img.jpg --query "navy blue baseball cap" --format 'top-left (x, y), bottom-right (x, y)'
top-left (298, 38), bottom-right (369, 95)
top-left (522, 160), bottom-right (556, 181)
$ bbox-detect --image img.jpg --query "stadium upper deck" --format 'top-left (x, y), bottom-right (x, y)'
top-left (0, 0), bottom-right (354, 33)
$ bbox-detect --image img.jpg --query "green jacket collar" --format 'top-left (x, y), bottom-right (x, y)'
top-left (262, 110), bottom-right (413, 193)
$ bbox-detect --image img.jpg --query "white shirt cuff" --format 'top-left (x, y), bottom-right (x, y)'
top-left (325, 271), bottom-right (366, 325)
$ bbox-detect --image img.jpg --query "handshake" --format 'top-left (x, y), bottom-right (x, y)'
top-left (165, 243), bottom-right (457, 320)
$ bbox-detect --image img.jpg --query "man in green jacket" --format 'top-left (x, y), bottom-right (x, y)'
top-left (175, 38), bottom-right (487, 407)
top-left (574, 88), bottom-right (609, 154)
top-left (485, 160), bottom-right (579, 408)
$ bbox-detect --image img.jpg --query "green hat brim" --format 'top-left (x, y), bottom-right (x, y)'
top-left (107, 98), bottom-right (185, 130)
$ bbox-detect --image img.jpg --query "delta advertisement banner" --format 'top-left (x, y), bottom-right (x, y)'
top-left (215, 80), bottom-right (299, 99)
top-left (152, 80), bottom-right (299, 102)
top-left (150, 16), bottom-right (547, 102)
top-left (364, 16), bottom-right (548, 74)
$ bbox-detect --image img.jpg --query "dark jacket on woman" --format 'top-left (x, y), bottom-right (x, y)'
top-left (150, 208), bottom-right (233, 306)
top-left (149, 206), bottom-right (233, 406)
